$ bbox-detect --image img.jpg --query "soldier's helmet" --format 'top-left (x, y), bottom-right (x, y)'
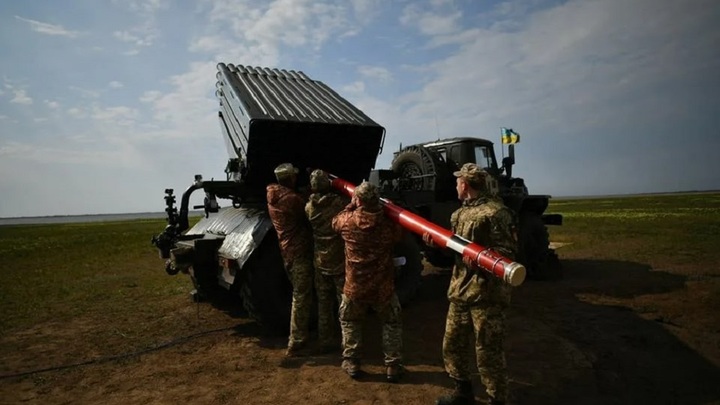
top-left (354, 181), bottom-right (380, 207)
top-left (310, 169), bottom-right (331, 192)
top-left (274, 163), bottom-right (299, 180)
top-left (453, 163), bottom-right (498, 195)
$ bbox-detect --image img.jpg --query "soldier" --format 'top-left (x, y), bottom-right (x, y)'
top-left (305, 169), bottom-right (348, 353)
top-left (332, 181), bottom-right (405, 383)
top-left (429, 163), bottom-right (517, 405)
top-left (266, 163), bottom-right (315, 357)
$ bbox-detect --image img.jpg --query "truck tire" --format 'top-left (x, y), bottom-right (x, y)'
top-left (394, 233), bottom-right (424, 305)
top-left (392, 145), bottom-right (455, 200)
top-left (518, 213), bottom-right (560, 279)
top-left (236, 232), bottom-right (292, 335)
top-left (392, 149), bottom-right (433, 191)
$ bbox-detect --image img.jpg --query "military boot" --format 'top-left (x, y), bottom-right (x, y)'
top-left (435, 379), bottom-right (475, 405)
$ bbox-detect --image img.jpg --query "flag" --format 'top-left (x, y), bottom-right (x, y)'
top-left (502, 127), bottom-right (520, 144)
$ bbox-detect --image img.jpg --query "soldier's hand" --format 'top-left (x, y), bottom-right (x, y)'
top-left (462, 255), bottom-right (475, 268)
top-left (422, 232), bottom-right (436, 248)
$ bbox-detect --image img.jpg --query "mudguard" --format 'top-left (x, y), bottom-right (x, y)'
top-left (185, 206), bottom-right (273, 287)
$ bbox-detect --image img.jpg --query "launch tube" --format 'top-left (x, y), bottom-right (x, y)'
top-left (330, 176), bottom-right (526, 287)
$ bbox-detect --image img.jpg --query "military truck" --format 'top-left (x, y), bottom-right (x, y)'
top-left (152, 63), bottom-right (560, 332)
top-left (371, 136), bottom-right (562, 277)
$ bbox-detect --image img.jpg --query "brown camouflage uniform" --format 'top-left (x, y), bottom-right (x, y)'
top-left (332, 182), bottom-right (404, 365)
top-left (266, 169), bottom-right (314, 349)
top-left (443, 163), bottom-right (518, 403)
top-left (305, 170), bottom-right (348, 350)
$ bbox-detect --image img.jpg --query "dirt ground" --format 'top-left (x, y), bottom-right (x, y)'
top-left (1, 257), bottom-right (720, 405)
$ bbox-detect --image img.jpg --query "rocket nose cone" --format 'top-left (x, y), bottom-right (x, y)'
top-left (505, 263), bottom-right (526, 287)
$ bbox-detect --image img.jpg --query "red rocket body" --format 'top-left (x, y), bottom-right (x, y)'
top-left (330, 176), bottom-right (526, 287)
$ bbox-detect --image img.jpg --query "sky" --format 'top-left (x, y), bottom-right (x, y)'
top-left (1, 0), bottom-right (719, 217)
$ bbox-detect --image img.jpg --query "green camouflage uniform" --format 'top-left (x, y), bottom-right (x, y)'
top-left (332, 182), bottom-right (404, 365)
top-left (305, 170), bottom-right (348, 349)
top-left (443, 164), bottom-right (518, 403)
top-left (267, 163), bottom-right (314, 349)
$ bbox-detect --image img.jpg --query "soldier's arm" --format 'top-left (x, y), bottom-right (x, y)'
top-left (332, 211), bottom-right (348, 233)
top-left (488, 208), bottom-right (518, 257)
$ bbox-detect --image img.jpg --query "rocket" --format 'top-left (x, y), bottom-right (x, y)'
top-left (330, 176), bottom-right (526, 287)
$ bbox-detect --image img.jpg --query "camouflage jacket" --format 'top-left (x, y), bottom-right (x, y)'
top-left (448, 197), bottom-right (517, 306)
top-left (266, 184), bottom-right (313, 267)
top-left (305, 192), bottom-right (348, 276)
top-left (332, 204), bottom-right (403, 303)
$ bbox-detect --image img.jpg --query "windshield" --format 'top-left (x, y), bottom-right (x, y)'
top-left (474, 144), bottom-right (495, 170)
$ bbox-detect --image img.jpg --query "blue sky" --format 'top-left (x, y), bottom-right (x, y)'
top-left (1, 0), bottom-right (719, 217)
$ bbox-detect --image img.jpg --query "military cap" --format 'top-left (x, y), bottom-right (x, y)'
top-left (273, 163), bottom-right (299, 179)
top-left (310, 169), bottom-right (331, 192)
top-left (453, 163), bottom-right (488, 188)
top-left (354, 181), bottom-right (380, 206)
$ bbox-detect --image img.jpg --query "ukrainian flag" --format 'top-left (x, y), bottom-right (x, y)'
top-left (502, 127), bottom-right (520, 144)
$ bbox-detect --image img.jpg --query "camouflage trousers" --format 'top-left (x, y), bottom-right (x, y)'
top-left (339, 293), bottom-right (402, 365)
top-left (287, 255), bottom-right (314, 347)
top-left (316, 271), bottom-right (345, 349)
top-left (443, 302), bottom-right (508, 401)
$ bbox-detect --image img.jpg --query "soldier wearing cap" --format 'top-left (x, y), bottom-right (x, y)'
top-left (332, 181), bottom-right (405, 383)
top-left (267, 163), bottom-right (315, 356)
top-left (429, 163), bottom-right (518, 405)
top-left (305, 169), bottom-right (349, 353)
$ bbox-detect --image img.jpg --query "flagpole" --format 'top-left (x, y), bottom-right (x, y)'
top-left (500, 127), bottom-right (505, 160)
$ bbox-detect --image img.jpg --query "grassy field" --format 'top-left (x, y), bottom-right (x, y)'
top-left (548, 192), bottom-right (720, 271)
top-left (1, 193), bottom-right (719, 404)
top-left (0, 220), bottom-right (174, 331)
top-left (2, 192), bottom-right (718, 337)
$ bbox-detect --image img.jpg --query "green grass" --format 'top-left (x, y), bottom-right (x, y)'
top-left (2, 192), bottom-right (719, 339)
top-left (0, 219), bottom-right (190, 335)
top-left (547, 192), bottom-right (720, 272)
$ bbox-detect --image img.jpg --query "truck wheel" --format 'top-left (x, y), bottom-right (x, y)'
top-left (518, 213), bottom-right (560, 279)
top-left (392, 149), bottom-right (431, 191)
top-left (236, 232), bottom-right (292, 335)
top-left (392, 145), bottom-right (454, 199)
top-left (394, 233), bottom-right (424, 305)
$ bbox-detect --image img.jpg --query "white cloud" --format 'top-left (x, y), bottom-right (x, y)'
top-left (68, 86), bottom-right (101, 99)
top-left (399, 4), bottom-right (461, 36)
top-left (358, 65), bottom-right (392, 82)
top-left (200, 0), bottom-right (361, 64)
top-left (117, 0), bottom-right (168, 14)
top-left (44, 100), bottom-right (60, 109)
top-left (113, 29), bottom-right (155, 47)
top-left (351, 0), bottom-right (382, 23)
top-left (14, 16), bottom-right (82, 38)
top-left (0, 139), bottom-right (145, 168)
top-left (33, 118), bottom-right (48, 123)
top-left (111, 0), bottom-right (168, 50)
top-left (91, 106), bottom-right (139, 126)
top-left (10, 89), bottom-right (33, 105)
top-left (146, 62), bottom-right (216, 133)
top-left (0, 115), bottom-right (8, 120)
top-left (108, 81), bottom-right (124, 89)
top-left (67, 107), bottom-right (86, 118)
top-left (189, 35), bottom-right (235, 53)
top-left (342, 81), bottom-right (366, 94)
top-left (139, 90), bottom-right (161, 103)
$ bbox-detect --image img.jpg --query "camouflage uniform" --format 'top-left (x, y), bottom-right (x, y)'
top-left (305, 170), bottom-right (348, 350)
top-left (442, 163), bottom-right (517, 403)
top-left (332, 182), bottom-right (404, 366)
top-left (266, 163), bottom-right (314, 350)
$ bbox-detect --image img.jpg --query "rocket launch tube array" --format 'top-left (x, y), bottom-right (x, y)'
top-left (330, 176), bottom-right (526, 287)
